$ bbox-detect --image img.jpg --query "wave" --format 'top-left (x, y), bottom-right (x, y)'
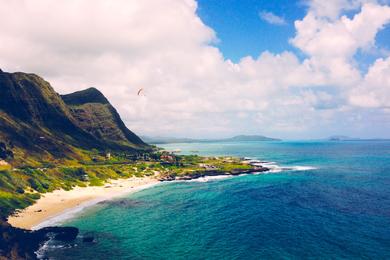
top-left (184, 175), bottom-right (233, 182)
top-left (35, 238), bottom-right (50, 259)
top-left (36, 238), bottom-right (72, 260)
top-left (36, 235), bottom-right (78, 259)
top-left (245, 158), bottom-right (317, 173)
top-left (266, 164), bottom-right (317, 172)
top-left (181, 162), bottom-right (317, 183)
top-left (289, 165), bottom-right (317, 171)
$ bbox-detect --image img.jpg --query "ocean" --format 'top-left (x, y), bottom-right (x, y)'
top-left (42, 141), bottom-right (390, 259)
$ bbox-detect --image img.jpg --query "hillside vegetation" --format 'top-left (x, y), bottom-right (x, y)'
top-left (0, 69), bottom-right (149, 167)
top-left (0, 69), bottom-right (152, 219)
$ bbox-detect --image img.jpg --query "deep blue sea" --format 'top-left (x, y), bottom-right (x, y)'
top-left (43, 141), bottom-right (390, 259)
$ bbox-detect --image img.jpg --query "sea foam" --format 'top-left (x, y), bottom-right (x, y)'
top-left (248, 159), bottom-right (317, 173)
top-left (185, 175), bottom-right (233, 182)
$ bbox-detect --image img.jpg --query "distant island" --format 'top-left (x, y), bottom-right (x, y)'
top-left (326, 135), bottom-right (390, 141)
top-left (327, 135), bottom-right (361, 141)
top-left (141, 135), bottom-right (281, 144)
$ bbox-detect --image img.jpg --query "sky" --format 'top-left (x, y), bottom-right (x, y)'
top-left (0, 0), bottom-right (390, 139)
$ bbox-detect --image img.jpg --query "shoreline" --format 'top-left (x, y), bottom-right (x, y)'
top-left (7, 176), bottom-right (160, 230)
top-left (7, 164), bottom-right (271, 230)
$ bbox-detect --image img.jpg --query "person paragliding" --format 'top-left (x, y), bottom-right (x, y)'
top-left (137, 88), bottom-right (144, 96)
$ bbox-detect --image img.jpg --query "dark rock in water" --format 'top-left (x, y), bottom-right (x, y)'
top-left (161, 166), bottom-right (270, 182)
top-left (39, 226), bottom-right (79, 242)
top-left (99, 199), bottom-right (143, 208)
top-left (159, 175), bottom-right (176, 181)
top-left (82, 231), bottom-right (96, 243)
top-left (0, 220), bottom-right (78, 259)
top-left (82, 236), bottom-right (95, 243)
top-left (177, 175), bottom-right (195, 181)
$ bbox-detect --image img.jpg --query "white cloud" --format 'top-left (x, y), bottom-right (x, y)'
top-left (294, 3), bottom-right (390, 58)
top-left (306, 0), bottom-right (366, 20)
top-left (350, 57), bottom-right (390, 108)
top-left (259, 11), bottom-right (287, 25)
top-left (292, 2), bottom-right (390, 114)
top-left (0, 0), bottom-right (389, 138)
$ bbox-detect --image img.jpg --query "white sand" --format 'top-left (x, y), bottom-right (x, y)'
top-left (8, 177), bottom-right (159, 230)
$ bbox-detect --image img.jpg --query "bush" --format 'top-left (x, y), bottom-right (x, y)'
top-left (27, 178), bottom-right (46, 193)
top-left (15, 187), bottom-right (24, 194)
top-left (61, 167), bottom-right (86, 179)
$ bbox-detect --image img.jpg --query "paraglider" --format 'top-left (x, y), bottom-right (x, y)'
top-left (137, 88), bottom-right (144, 96)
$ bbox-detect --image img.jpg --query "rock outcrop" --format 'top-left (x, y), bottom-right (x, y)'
top-left (0, 220), bottom-right (78, 260)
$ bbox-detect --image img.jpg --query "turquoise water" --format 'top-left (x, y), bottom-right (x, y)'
top-left (44, 141), bottom-right (390, 259)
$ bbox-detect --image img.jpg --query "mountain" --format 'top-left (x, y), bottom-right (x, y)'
top-left (0, 69), bottom-right (148, 165)
top-left (142, 135), bottom-right (281, 144)
top-left (327, 135), bottom-right (360, 141)
top-left (326, 135), bottom-right (390, 141)
top-left (221, 135), bottom-right (281, 142)
top-left (61, 88), bottom-right (145, 147)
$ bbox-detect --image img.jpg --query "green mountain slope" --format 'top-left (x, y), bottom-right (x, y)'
top-left (62, 87), bottom-right (145, 147)
top-left (0, 69), bottom-right (148, 166)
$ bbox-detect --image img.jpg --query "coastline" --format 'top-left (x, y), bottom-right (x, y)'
top-left (7, 162), bottom-right (270, 230)
top-left (7, 176), bottom-right (160, 230)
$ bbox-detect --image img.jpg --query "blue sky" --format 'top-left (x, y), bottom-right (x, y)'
top-left (197, 0), bottom-right (390, 66)
top-left (197, 0), bottom-right (305, 62)
top-left (1, 0), bottom-right (390, 139)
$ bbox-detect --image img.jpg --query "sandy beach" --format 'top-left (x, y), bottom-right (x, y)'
top-left (8, 177), bottom-right (160, 230)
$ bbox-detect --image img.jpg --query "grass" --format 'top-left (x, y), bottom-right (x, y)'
top-left (0, 164), bottom-right (138, 219)
top-left (0, 152), bottom-right (254, 220)
top-left (0, 190), bottom-right (40, 219)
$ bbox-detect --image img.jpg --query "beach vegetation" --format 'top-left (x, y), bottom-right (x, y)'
top-left (0, 151), bottom-right (259, 220)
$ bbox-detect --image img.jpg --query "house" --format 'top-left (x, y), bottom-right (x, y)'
top-left (0, 160), bottom-right (9, 166)
top-left (160, 154), bottom-right (175, 162)
top-left (199, 163), bottom-right (217, 171)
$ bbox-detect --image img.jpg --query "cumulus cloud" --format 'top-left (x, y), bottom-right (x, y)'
top-left (292, 2), bottom-right (390, 111)
top-left (0, 0), bottom-right (389, 138)
top-left (291, 2), bottom-right (390, 88)
top-left (306, 0), bottom-right (369, 19)
top-left (259, 11), bottom-right (287, 25)
top-left (350, 57), bottom-right (390, 108)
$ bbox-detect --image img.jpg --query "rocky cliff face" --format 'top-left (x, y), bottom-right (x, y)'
top-left (0, 70), bottom-right (148, 165)
top-left (62, 88), bottom-right (145, 147)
